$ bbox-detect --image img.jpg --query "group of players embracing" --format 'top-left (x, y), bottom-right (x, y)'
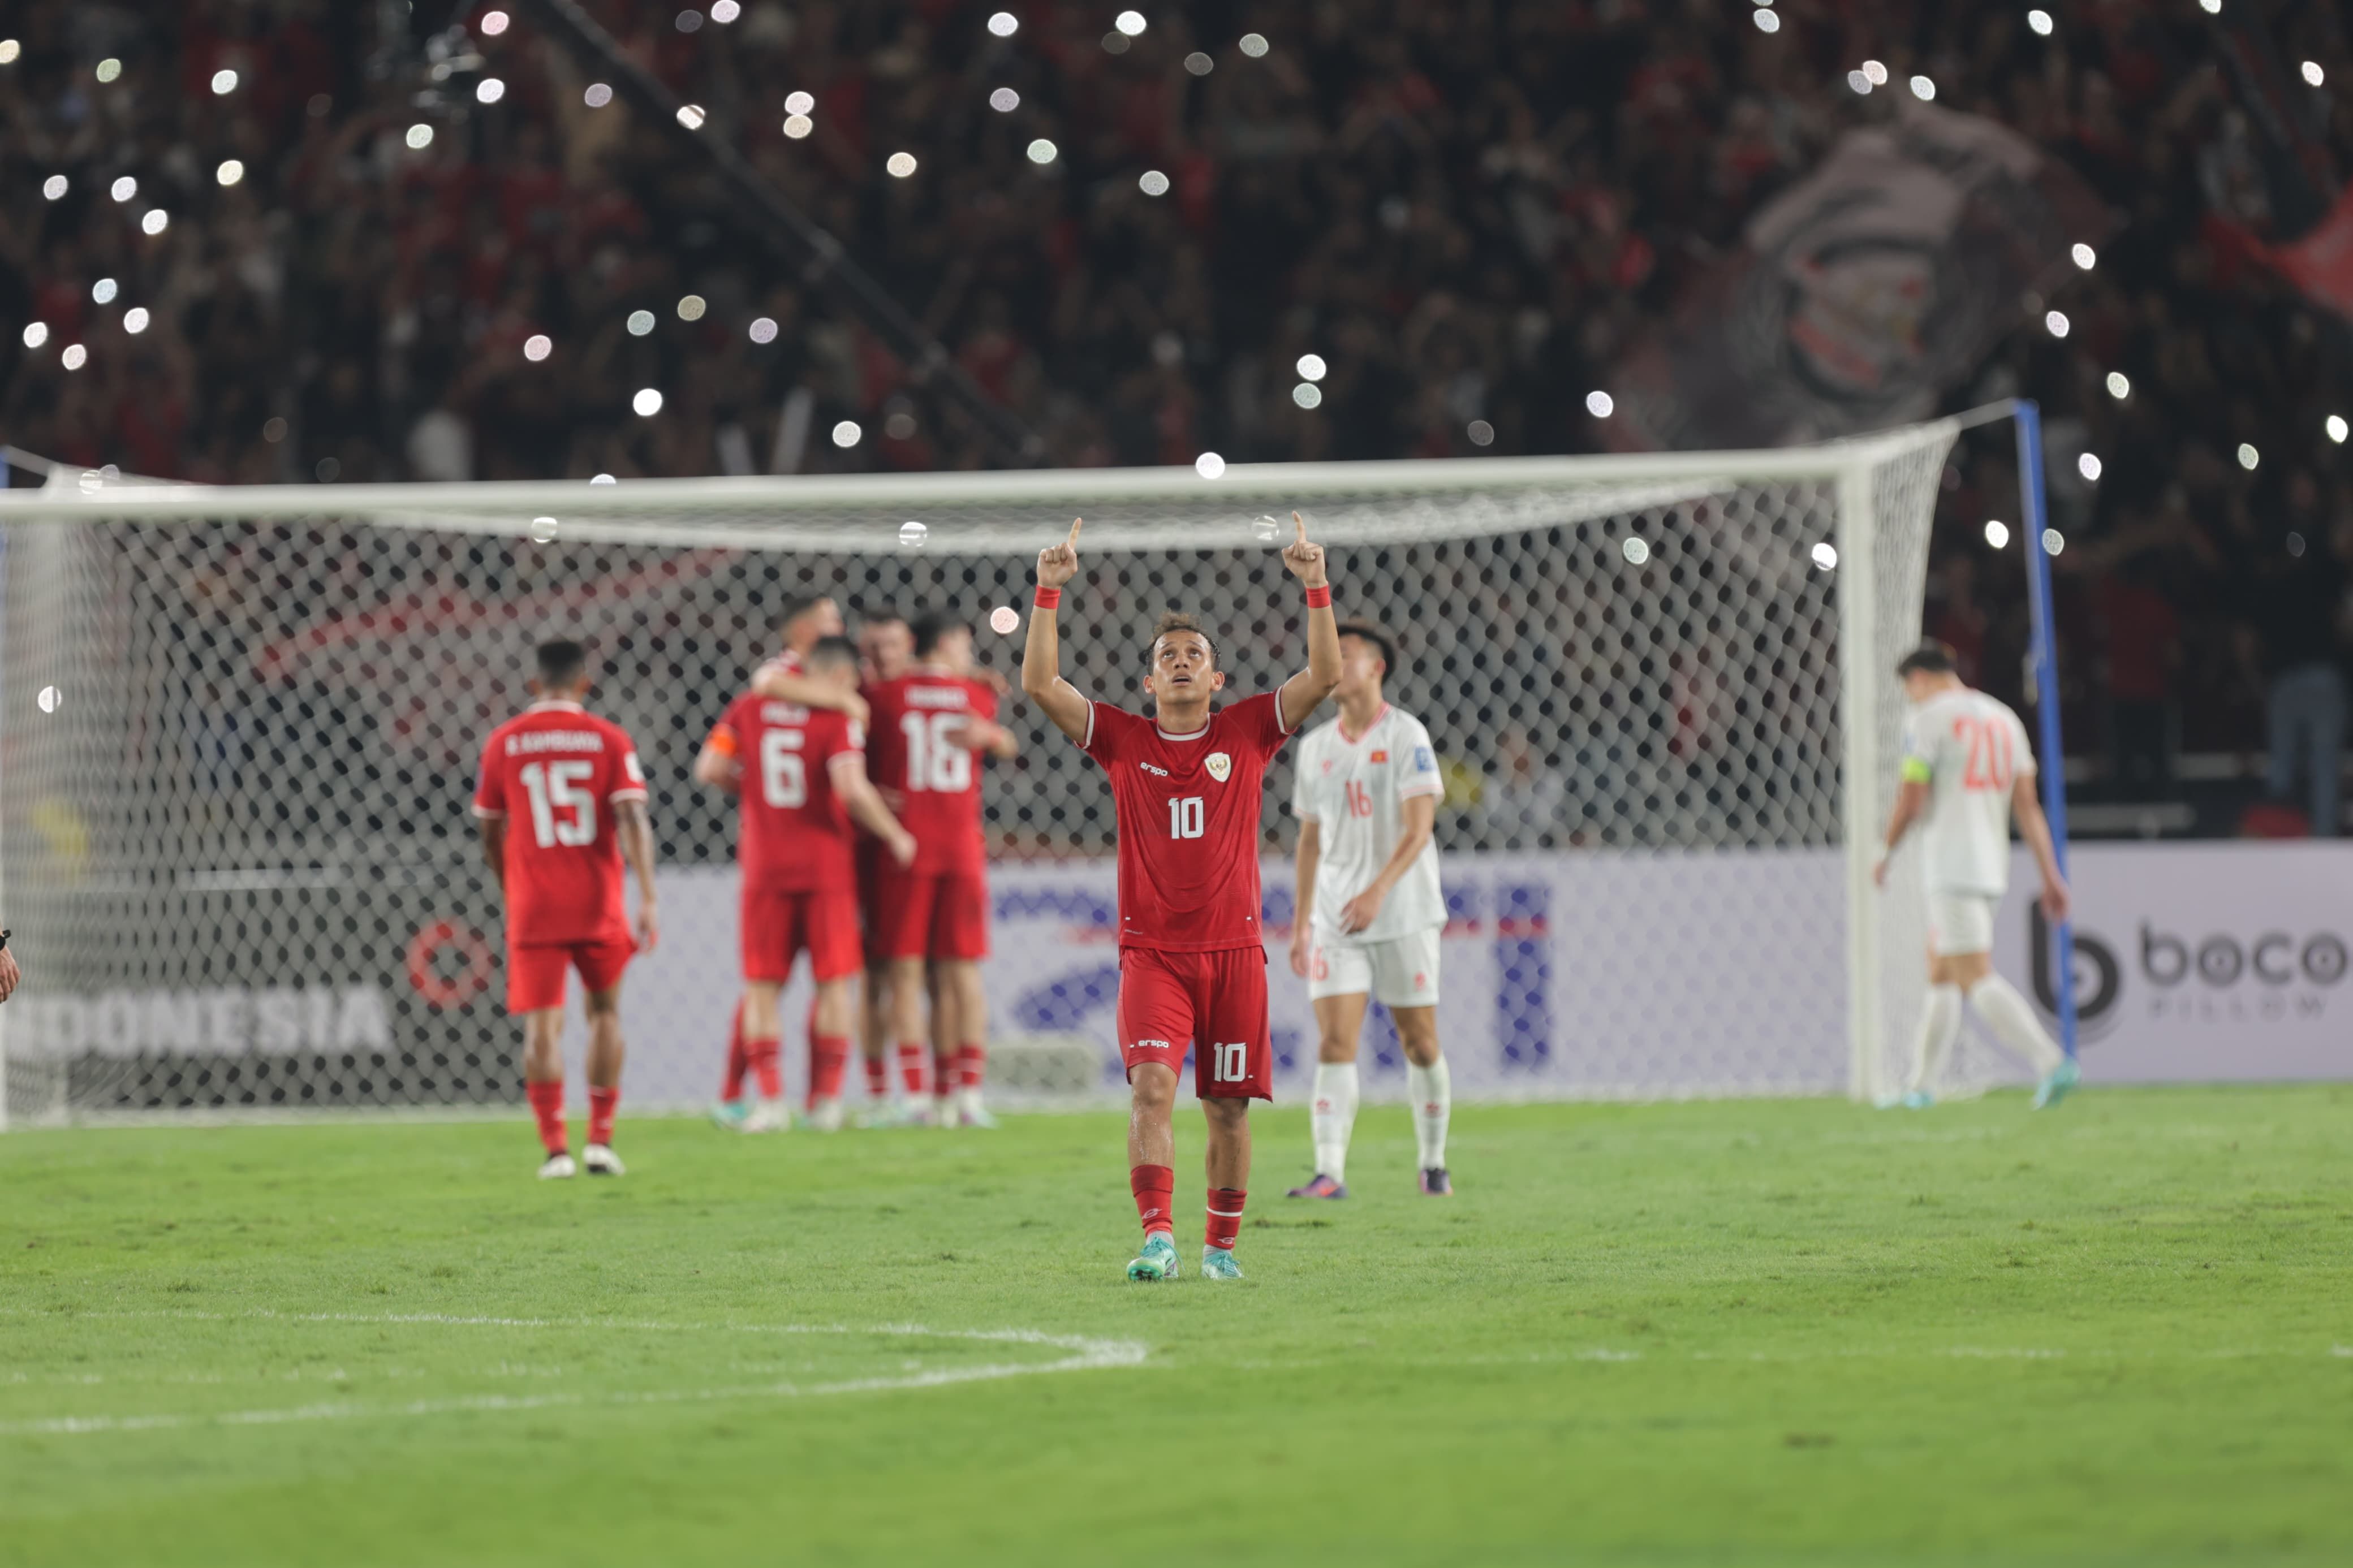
top-left (475, 511), bottom-right (1459, 1282)
top-left (695, 594), bottom-right (1016, 1137)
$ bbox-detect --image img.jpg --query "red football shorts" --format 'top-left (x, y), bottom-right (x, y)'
top-left (1116, 946), bottom-right (1273, 1100)
top-left (506, 936), bottom-right (635, 1014)
top-left (742, 884), bottom-right (862, 983)
top-left (868, 867), bottom-right (990, 961)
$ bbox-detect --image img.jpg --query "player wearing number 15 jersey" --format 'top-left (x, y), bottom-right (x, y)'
top-left (1022, 513), bottom-right (1340, 1283)
top-left (1874, 641), bottom-right (2076, 1111)
top-left (695, 637), bottom-right (916, 1134)
top-left (472, 640), bottom-right (660, 1180)
top-left (866, 611), bottom-right (1019, 1129)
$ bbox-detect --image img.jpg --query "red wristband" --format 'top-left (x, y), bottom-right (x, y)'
top-left (1305, 584), bottom-right (1332, 609)
top-left (1033, 585), bottom-right (1063, 610)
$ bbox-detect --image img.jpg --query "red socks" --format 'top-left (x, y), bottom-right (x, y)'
top-left (933, 1047), bottom-right (955, 1099)
top-left (809, 1035), bottom-right (850, 1104)
top-left (525, 1079), bottom-right (566, 1155)
top-left (587, 1085), bottom-right (619, 1147)
top-left (1131, 1164), bottom-right (1175, 1237)
top-left (954, 1043), bottom-right (986, 1091)
top-left (895, 1040), bottom-right (929, 1097)
top-left (864, 1053), bottom-right (890, 1099)
top-left (1206, 1187), bottom-right (1247, 1252)
top-left (719, 1001), bottom-right (748, 1102)
top-left (745, 1037), bottom-right (783, 1100)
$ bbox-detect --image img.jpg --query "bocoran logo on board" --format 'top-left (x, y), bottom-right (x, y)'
top-left (2033, 907), bottom-right (2348, 1038)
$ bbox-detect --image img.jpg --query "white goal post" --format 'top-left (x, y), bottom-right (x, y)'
top-left (0, 416), bottom-right (2011, 1124)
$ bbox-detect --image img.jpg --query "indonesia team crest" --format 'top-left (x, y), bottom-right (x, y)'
top-left (1206, 751), bottom-right (1232, 782)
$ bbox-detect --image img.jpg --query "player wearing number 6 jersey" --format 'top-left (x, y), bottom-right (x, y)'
top-left (472, 640), bottom-right (660, 1180)
top-left (1874, 641), bottom-right (2078, 1110)
top-left (695, 637), bottom-right (916, 1134)
top-left (1023, 513), bottom-right (1341, 1282)
top-left (867, 611), bottom-right (1019, 1129)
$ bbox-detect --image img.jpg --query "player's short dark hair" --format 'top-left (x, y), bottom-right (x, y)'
top-left (1149, 611), bottom-right (1218, 669)
top-left (911, 610), bottom-right (967, 659)
top-left (807, 635), bottom-right (860, 672)
top-left (774, 593), bottom-right (834, 634)
top-left (1896, 640), bottom-right (1958, 679)
top-left (858, 602), bottom-right (906, 628)
top-left (1336, 618), bottom-right (1397, 672)
top-left (536, 639), bottom-right (588, 687)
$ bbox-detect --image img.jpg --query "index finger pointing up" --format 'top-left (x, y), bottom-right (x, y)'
top-left (1067, 517), bottom-right (1084, 547)
top-left (1292, 510), bottom-right (1307, 545)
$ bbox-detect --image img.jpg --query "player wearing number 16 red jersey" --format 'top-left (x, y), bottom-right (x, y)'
top-left (866, 611), bottom-right (1019, 1128)
top-left (472, 640), bottom-right (660, 1180)
top-left (1022, 513), bottom-right (1340, 1282)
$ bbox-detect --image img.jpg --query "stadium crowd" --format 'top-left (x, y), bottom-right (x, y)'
top-left (3, 1), bottom-right (2351, 828)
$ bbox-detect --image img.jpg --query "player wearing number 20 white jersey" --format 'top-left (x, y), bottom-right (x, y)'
top-left (1876, 642), bottom-right (2076, 1112)
top-left (1286, 621), bottom-right (1454, 1199)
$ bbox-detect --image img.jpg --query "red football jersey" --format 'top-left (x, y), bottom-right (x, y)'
top-left (472, 702), bottom-right (648, 945)
top-left (706, 693), bottom-right (864, 892)
top-left (1081, 692), bottom-right (1294, 952)
top-left (866, 669), bottom-right (996, 875)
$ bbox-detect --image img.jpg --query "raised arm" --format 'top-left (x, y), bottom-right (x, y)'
top-left (753, 664), bottom-right (870, 729)
top-left (614, 798), bottom-right (661, 952)
top-left (1277, 512), bottom-right (1341, 733)
top-left (2010, 772), bottom-right (2071, 923)
top-left (1021, 518), bottom-right (1093, 744)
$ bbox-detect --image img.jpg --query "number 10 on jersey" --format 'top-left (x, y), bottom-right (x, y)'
top-left (1168, 795), bottom-right (1204, 839)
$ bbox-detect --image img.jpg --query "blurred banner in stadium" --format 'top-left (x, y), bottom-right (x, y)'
top-left (2001, 841), bottom-right (2353, 1085)
top-left (1609, 102), bottom-right (2111, 451)
top-left (18, 844), bottom-right (2346, 1111)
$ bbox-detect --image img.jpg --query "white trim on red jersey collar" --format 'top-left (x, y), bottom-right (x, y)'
top-left (525, 699), bottom-right (586, 714)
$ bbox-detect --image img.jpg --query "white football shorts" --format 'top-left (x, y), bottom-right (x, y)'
top-left (1307, 926), bottom-right (1442, 1007)
top-left (1927, 891), bottom-right (1998, 957)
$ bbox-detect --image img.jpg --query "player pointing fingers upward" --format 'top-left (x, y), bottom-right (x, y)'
top-left (1023, 512), bottom-right (1342, 1282)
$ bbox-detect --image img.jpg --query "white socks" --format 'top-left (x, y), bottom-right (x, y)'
top-left (1407, 1058), bottom-right (1450, 1170)
top-left (1967, 973), bottom-right (2065, 1076)
top-left (1311, 1058), bottom-right (1451, 1175)
top-left (1908, 984), bottom-right (1963, 1095)
top-left (1310, 1062), bottom-right (1359, 1181)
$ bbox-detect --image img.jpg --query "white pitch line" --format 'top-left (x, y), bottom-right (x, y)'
top-left (0, 1312), bottom-right (1147, 1439)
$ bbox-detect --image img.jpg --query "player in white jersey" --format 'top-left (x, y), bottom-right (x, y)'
top-left (1874, 641), bottom-right (2079, 1109)
top-left (1285, 621), bottom-right (1454, 1196)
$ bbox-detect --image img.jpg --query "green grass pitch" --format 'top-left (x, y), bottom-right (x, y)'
top-left (3, 1087), bottom-right (2350, 1566)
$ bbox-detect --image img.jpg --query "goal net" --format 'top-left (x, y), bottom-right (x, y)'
top-left (0, 425), bottom-right (1982, 1124)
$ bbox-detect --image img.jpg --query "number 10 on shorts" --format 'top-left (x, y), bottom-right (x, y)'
top-left (1209, 1041), bottom-right (1247, 1083)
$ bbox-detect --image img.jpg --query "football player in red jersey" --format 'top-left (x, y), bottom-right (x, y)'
top-left (472, 640), bottom-right (660, 1180)
top-left (1022, 515), bottom-right (1339, 1281)
top-left (712, 594), bottom-right (874, 1127)
top-left (867, 611), bottom-right (1020, 1128)
top-left (851, 610), bottom-right (920, 1122)
top-left (695, 636), bottom-right (916, 1134)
